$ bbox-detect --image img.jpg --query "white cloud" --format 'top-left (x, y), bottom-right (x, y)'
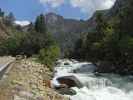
top-left (39, 0), bottom-right (64, 7)
top-left (14, 20), bottom-right (30, 26)
top-left (94, 0), bottom-right (116, 10)
top-left (39, 0), bottom-right (116, 14)
top-left (70, 0), bottom-right (95, 14)
top-left (70, 0), bottom-right (116, 13)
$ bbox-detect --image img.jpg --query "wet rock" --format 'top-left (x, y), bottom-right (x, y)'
top-left (57, 88), bottom-right (77, 95)
top-left (73, 63), bottom-right (96, 73)
top-left (96, 61), bottom-right (116, 73)
top-left (57, 75), bottom-right (83, 88)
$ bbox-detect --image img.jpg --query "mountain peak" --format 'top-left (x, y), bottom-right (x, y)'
top-left (45, 12), bottom-right (63, 24)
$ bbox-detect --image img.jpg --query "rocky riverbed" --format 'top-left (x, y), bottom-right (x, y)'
top-left (0, 58), bottom-right (68, 100)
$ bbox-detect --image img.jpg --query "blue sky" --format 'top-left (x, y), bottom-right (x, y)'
top-left (0, 0), bottom-right (116, 22)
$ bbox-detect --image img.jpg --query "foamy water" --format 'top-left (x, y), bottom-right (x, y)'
top-left (52, 59), bottom-right (133, 100)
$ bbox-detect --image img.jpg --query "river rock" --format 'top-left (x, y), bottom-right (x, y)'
top-left (0, 58), bottom-right (69, 100)
top-left (57, 88), bottom-right (77, 95)
top-left (14, 95), bottom-right (26, 100)
top-left (57, 75), bottom-right (83, 88)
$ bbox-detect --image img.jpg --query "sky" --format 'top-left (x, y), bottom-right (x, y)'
top-left (0, 0), bottom-right (116, 23)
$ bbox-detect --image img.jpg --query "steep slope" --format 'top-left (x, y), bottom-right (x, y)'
top-left (87, 0), bottom-right (126, 27)
top-left (0, 17), bottom-right (17, 42)
top-left (107, 0), bottom-right (126, 17)
top-left (45, 13), bottom-right (88, 34)
top-left (45, 13), bottom-right (89, 54)
top-left (0, 18), bottom-right (10, 40)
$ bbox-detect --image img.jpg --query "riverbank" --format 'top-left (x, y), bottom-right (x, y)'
top-left (51, 59), bottom-right (133, 100)
top-left (0, 58), bottom-right (68, 100)
top-left (95, 61), bottom-right (133, 75)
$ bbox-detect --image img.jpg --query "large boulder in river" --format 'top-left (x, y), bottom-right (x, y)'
top-left (73, 63), bottom-right (97, 73)
top-left (96, 61), bottom-right (116, 73)
top-left (57, 75), bottom-right (83, 88)
top-left (57, 88), bottom-right (77, 95)
top-left (55, 75), bottom-right (83, 95)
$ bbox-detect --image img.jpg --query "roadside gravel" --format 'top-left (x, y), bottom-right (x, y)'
top-left (0, 58), bottom-right (68, 100)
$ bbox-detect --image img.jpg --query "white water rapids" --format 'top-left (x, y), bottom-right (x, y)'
top-left (52, 59), bottom-right (133, 100)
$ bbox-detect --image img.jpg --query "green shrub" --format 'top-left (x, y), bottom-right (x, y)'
top-left (38, 45), bottom-right (60, 70)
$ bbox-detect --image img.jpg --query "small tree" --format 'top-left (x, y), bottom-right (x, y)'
top-left (4, 12), bottom-right (15, 25)
top-left (116, 0), bottom-right (133, 36)
top-left (0, 8), bottom-right (4, 17)
top-left (95, 12), bottom-right (107, 41)
top-left (35, 14), bottom-right (46, 33)
top-left (39, 45), bottom-right (60, 70)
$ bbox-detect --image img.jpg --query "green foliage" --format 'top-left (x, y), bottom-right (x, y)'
top-left (38, 45), bottom-right (60, 69)
top-left (95, 13), bottom-right (107, 41)
top-left (20, 30), bottom-right (55, 56)
top-left (116, 0), bottom-right (133, 36)
top-left (0, 29), bottom-right (56, 57)
top-left (0, 30), bottom-right (27, 56)
top-left (0, 8), bottom-right (4, 17)
top-left (73, 38), bottom-right (84, 59)
top-left (4, 12), bottom-right (15, 26)
top-left (0, 11), bottom-right (60, 71)
top-left (73, 7), bottom-right (133, 74)
top-left (0, 12), bottom-right (56, 58)
top-left (118, 36), bottom-right (133, 64)
top-left (35, 14), bottom-right (46, 33)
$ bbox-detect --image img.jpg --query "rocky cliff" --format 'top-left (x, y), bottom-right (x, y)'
top-left (44, 13), bottom-right (89, 53)
top-left (0, 18), bottom-right (10, 40)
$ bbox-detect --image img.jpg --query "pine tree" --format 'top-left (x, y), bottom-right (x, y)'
top-left (117, 0), bottom-right (133, 36)
top-left (95, 13), bottom-right (107, 41)
top-left (0, 8), bottom-right (4, 17)
top-left (35, 14), bottom-right (46, 33)
top-left (5, 12), bottom-right (15, 25)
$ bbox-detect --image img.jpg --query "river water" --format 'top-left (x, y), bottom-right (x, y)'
top-left (52, 59), bottom-right (133, 100)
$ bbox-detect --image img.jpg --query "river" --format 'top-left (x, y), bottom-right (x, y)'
top-left (52, 59), bottom-right (133, 100)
